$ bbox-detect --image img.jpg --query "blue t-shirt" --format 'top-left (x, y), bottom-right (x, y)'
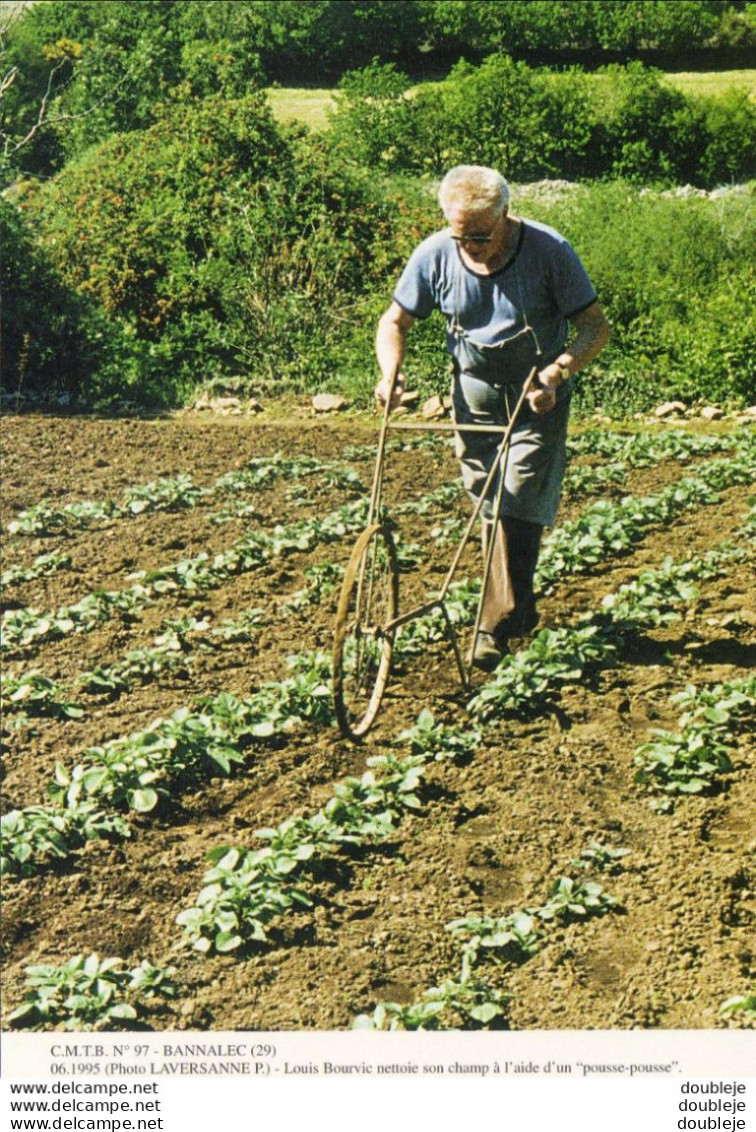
top-left (393, 219), bottom-right (597, 382)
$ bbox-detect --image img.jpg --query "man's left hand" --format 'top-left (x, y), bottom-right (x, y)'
top-left (527, 363), bottom-right (566, 414)
top-left (527, 384), bottom-right (557, 414)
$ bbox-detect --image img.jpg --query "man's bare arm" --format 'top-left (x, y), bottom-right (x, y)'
top-left (550, 300), bottom-right (611, 382)
top-left (529, 300), bottom-right (610, 414)
top-left (375, 301), bottom-right (415, 406)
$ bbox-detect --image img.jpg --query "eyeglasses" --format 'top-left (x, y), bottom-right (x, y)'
top-left (449, 232), bottom-right (495, 245)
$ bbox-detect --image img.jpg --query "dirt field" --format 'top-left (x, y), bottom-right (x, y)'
top-left (1, 407), bottom-right (754, 1033)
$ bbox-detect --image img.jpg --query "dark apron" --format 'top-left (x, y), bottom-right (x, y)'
top-left (448, 257), bottom-right (570, 528)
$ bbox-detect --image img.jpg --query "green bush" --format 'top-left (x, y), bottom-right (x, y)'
top-left (329, 61), bottom-right (417, 170)
top-left (518, 182), bottom-right (756, 412)
top-left (0, 198), bottom-right (101, 399)
top-left (330, 56), bottom-right (602, 180)
top-left (695, 87), bottom-right (756, 184)
top-left (432, 57), bottom-right (569, 181)
top-left (326, 57), bottom-right (755, 187)
top-left (592, 63), bottom-right (708, 184)
top-left (17, 94), bottom-right (416, 404)
top-left (19, 94), bottom-right (293, 398)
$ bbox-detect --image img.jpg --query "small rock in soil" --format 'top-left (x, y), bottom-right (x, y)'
top-left (312, 393), bottom-right (349, 413)
top-left (422, 395), bottom-right (452, 420)
top-left (653, 401), bottom-right (687, 418)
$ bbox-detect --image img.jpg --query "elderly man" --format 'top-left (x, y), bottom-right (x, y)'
top-left (375, 164), bottom-right (610, 670)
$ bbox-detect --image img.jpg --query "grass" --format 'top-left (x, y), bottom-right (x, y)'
top-left (265, 87), bottom-right (336, 131)
top-left (664, 69), bottom-right (756, 100)
top-left (266, 70), bottom-right (756, 131)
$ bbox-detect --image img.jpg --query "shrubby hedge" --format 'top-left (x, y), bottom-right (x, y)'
top-left (516, 183), bottom-right (756, 414)
top-left (0, 199), bottom-right (122, 402)
top-left (12, 94), bottom-right (413, 405)
top-left (4, 2), bottom-right (753, 182)
top-left (4, 66), bottom-right (753, 413)
top-left (329, 58), bottom-right (756, 187)
top-left (6, 152), bottom-right (753, 413)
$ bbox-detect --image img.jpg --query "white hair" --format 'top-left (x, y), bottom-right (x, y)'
top-left (438, 165), bottom-right (510, 218)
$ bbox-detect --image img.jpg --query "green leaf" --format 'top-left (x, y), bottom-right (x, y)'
top-left (215, 932), bottom-right (243, 953)
top-left (108, 1003), bottom-right (138, 1020)
top-left (83, 954), bottom-right (101, 978)
top-left (81, 767), bottom-right (110, 794)
top-left (130, 788), bottom-right (159, 812)
top-left (53, 763), bottom-right (71, 786)
top-left (251, 721), bottom-right (276, 738)
top-left (468, 1001), bottom-right (502, 1023)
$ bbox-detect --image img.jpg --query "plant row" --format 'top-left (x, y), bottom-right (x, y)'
top-left (7, 953), bottom-right (177, 1032)
top-left (355, 844), bottom-right (627, 1031)
top-left (356, 680), bottom-right (756, 1030)
top-left (634, 676), bottom-right (756, 808)
top-left (0, 498), bottom-right (370, 654)
top-left (5, 456), bottom-right (366, 539)
top-left (566, 426), bottom-right (739, 465)
top-left (1, 609), bottom-right (268, 727)
top-left (175, 546), bottom-right (737, 961)
top-left (6, 475), bottom-right (204, 538)
top-left (0, 652), bottom-right (335, 877)
top-left (0, 552), bottom-right (72, 592)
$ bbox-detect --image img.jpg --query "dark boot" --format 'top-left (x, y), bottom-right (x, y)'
top-left (470, 630), bottom-right (506, 672)
top-left (495, 517), bottom-right (543, 645)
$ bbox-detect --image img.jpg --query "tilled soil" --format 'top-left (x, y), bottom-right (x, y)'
top-left (1, 408), bottom-right (754, 1033)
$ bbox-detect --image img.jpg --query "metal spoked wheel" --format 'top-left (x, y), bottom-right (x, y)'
top-left (333, 522), bottom-right (399, 741)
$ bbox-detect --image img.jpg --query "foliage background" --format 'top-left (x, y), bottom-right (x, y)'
top-left (1, 0), bottom-right (754, 413)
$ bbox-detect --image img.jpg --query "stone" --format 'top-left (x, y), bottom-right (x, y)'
top-left (421, 394), bottom-right (452, 420)
top-left (208, 396), bottom-right (242, 415)
top-left (653, 400), bottom-right (687, 418)
top-left (312, 393), bottom-right (349, 413)
top-left (399, 389), bottom-right (420, 407)
top-left (700, 405), bottom-right (724, 420)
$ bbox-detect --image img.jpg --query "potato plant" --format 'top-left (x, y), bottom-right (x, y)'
top-left (0, 552), bottom-right (72, 590)
top-left (50, 708), bottom-right (245, 815)
top-left (353, 977), bottom-right (511, 1031)
top-left (6, 477), bottom-right (202, 538)
top-left (79, 645), bottom-right (190, 695)
top-left (1, 803), bottom-right (130, 878)
top-left (1, 671), bottom-right (83, 721)
top-left (7, 953), bottom-right (176, 1031)
top-left (5, 456), bottom-right (365, 539)
top-left (634, 676), bottom-right (756, 805)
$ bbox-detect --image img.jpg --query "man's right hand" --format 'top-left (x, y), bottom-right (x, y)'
top-left (374, 372), bottom-right (407, 411)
